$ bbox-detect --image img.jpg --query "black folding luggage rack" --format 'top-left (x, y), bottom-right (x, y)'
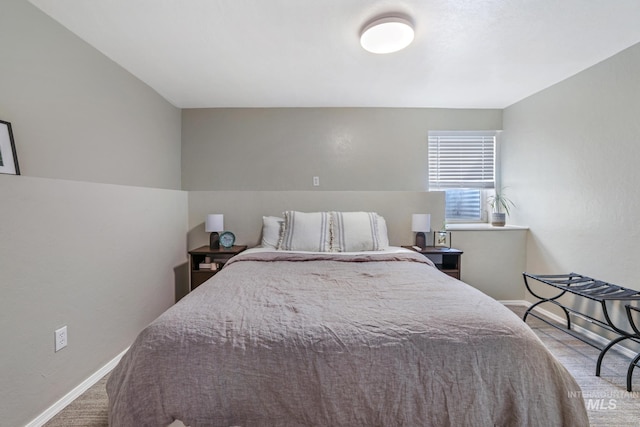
top-left (522, 272), bottom-right (640, 391)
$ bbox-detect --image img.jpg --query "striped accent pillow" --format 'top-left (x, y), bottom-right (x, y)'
top-left (278, 211), bottom-right (331, 252)
top-left (331, 211), bottom-right (386, 252)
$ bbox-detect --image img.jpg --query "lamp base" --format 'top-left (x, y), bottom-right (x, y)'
top-left (209, 232), bottom-right (220, 249)
top-left (415, 232), bottom-right (426, 249)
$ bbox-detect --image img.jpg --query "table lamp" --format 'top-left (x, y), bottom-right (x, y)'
top-left (411, 214), bottom-right (431, 249)
top-left (205, 214), bottom-right (224, 249)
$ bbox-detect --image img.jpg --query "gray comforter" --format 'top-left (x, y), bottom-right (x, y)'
top-left (107, 250), bottom-right (588, 426)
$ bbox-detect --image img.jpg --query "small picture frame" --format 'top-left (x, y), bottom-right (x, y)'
top-left (0, 120), bottom-right (20, 175)
top-left (434, 231), bottom-right (451, 248)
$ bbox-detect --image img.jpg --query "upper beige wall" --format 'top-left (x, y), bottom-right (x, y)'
top-left (502, 43), bottom-right (640, 316)
top-left (182, 108), bottom-right (502, 191)
top-left (0, 0), bottom-right (181, 190)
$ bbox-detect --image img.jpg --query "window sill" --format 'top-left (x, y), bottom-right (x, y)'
top-left (445, 223), bottom-right (529, 231)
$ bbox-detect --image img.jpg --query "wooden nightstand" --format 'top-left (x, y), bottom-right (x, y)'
top-left (188, 245), bottom-right (247, 290)
top-left (403, 246), bottom-right (463, 279)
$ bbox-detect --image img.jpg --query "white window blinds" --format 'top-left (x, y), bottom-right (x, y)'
top-left (445, 188), bottom-right (482, 220)
top-left (428, 131), bottom-right (496, 189)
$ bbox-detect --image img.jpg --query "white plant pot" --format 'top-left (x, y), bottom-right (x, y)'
top-left (491, 212), bottom-right (506, 227)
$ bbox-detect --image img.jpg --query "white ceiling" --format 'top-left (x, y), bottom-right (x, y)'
top-left (29, 0), bottom-right (640, 109)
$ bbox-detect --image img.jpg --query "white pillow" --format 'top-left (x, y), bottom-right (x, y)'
top-left (376, 214), bottom-right (390, 249)
top-left (261, 216), bottom-right (283, 249)
top-left (278, 211), bottom-right (331, 252)
top-left (331, 211), bottom-right (388, 252)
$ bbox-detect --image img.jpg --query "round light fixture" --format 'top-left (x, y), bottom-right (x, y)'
top-left (360, 16), bottom-right (414, 54)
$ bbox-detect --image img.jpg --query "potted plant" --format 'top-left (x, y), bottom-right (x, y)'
top-left (488, 188), bottom-right (515, 226)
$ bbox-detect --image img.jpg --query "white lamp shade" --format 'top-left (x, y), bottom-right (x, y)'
top-left (411, 214), bottom-right (431, 232)
top-left (205, 214), bottom-right (224, 232)
top-left (360, 17), bottom-right (415, 54)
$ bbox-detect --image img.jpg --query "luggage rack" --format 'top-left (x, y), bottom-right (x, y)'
top-left (522, 272), bottom-right (640, 391)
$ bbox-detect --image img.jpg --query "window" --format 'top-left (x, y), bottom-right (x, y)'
top-left (428, 131), bottom-right (498, 222)
top-left (445, 188), bottom-right (482, 220)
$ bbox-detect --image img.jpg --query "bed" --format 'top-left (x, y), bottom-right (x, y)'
top-left (107, 212), bottom-right (588, 426)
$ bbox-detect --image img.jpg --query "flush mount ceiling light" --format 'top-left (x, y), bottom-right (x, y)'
top-left (360, 16), bottom-right (414, 54)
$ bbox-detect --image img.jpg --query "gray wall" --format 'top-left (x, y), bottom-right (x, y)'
top-left (182, 108), bottom-right (526, 301)
top-left (502, 43), bottom-right (640, 327)
top-left (0, 1), bottom-right (187, 425)
top-left (182, 108), bottom-right (502, 190)
top-left (0, 0), bottom-right (182, 190)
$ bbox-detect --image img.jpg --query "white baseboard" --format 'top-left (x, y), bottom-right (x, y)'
top-left (498, 299), bottom-right (529, 306)
top-left (500, 299), bottom-right (638, 360)
top-left (25, 347), bottom-right (129, 427)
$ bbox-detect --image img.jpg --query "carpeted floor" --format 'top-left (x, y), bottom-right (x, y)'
top-left (510, 305), bottom-right (640, 426)
top-left (44, 304), bottom-right (640, 426)
top-left (44, 374), bottom-right (110, 427)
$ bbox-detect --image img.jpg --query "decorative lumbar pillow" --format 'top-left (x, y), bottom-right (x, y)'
top-left (261, 216), bottom-right (284, 249)
top-left (278, 211), bottom-right (331, 252)
top-left (331, 211), bottom-right (387, 252)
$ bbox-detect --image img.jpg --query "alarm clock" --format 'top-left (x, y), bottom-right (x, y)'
top-left (219, 231), bottom-right (236, 248)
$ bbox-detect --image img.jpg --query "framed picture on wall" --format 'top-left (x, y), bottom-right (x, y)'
top-left (0, 120), bottom-right (20, 175)
top-left (434, 230), bottom-right (451, 248)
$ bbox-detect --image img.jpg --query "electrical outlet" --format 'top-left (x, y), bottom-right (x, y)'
top-left (313, 176), bottom-right (320, 186)
top-left (55, 326), bottom-right (67, 352)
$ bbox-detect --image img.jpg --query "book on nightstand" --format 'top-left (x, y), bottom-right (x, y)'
top-left (199, 263), bottom-right (217, 270)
